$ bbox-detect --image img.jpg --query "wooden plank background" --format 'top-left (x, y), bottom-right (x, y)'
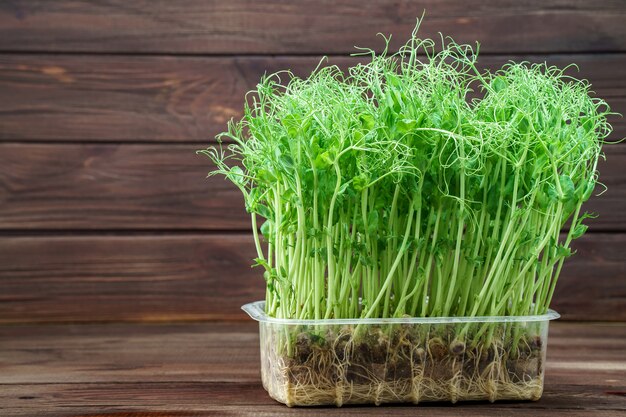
top-left (0, 1), bottom-right (624, 324)
top-left (1, 1), bottom-right (625, 54)
top-left (0, 54), bottom-right (624, 142)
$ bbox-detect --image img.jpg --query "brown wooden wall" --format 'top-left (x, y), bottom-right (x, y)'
top-left (1, 1), bottom-right (625, 324)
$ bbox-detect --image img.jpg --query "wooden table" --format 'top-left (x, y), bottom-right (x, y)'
top-left (2, 321), bottom-right (625, 416)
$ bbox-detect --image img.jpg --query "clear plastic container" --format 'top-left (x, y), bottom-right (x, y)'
top-left (243, 301), bottom-right (559, 407)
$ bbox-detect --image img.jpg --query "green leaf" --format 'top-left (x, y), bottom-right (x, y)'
top-left (338, 182), bottom-right (350, 196)
top-left (353, 174), bottom-right (369, 191)
top-left (280, 154), bottom-right (294, 170)
top-left (559, 175), bottom-right (575, 201)
top-left (257, 169), bottom-right (276, 183)
top-left (226, 166), bottom-right (245, 186)
top-left (397, 118), bottom-right (417, 135)
top-left (492, 76), bottom-right (508, 92)
top-left (359, 114), bottom-right (375, 130)
top-left (252, 257), bottom-right (270, 270)
top-left (546, 183), bottom-right (559, 203)
top-left (314, 151), bottom-right (333, 169)
top-left (279, 266), bottom-right (288, 279)
top-left (256, 204), bottom-right (272, 219)
top-left (555, 245), bottom-right (574, 259)
top-left (260, 220), bottom-right (273, 237)
top-left (582, 180), bottom-right (595, 201)
top-left (571, 223), bottom-right (588, 239)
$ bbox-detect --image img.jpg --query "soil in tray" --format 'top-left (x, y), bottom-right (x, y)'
top-left (262, 324), bottom-right (545, 406)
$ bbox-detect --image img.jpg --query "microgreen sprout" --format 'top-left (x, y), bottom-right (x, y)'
top-left (199, 22), bottom-right (612, 322)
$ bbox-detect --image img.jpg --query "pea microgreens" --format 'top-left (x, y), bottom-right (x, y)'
top-left (199, 23), bottom-right (612, 320)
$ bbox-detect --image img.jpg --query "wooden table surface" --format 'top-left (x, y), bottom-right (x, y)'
top-left (2, 321), bottom-right (625, 416)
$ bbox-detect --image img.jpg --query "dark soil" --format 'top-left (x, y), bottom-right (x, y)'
top-left (283, 325), bottom-right (544, 387)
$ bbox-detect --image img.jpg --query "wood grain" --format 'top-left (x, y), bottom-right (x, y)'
top-left (0, 322), bottom-right (624, 416)
top-left (0, 54), bottom-right (624, 142)
top-left (1, 143), bottom-right (624, 231)
top-left (3, 382), bottom-right (626, 416)
top-left (0, 143), bottom-right (249, 230)
top-left (0, 234), bottom-right (263, 323)
top-left (0, 233), bottom-right (624, 324)
top-left (0, 1), bottom-right (624, 55)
